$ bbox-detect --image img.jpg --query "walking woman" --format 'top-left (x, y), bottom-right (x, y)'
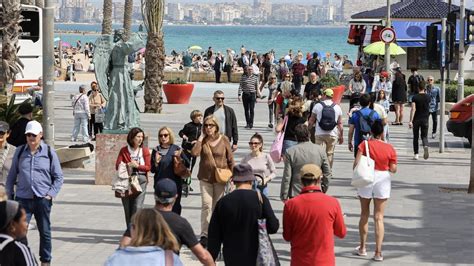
top-left (267, 74), bottom-right (278, 128)
top-left (391, 69), bottom-right (407, 125)
top-left (115, 127), bottom-right (151, 229)
top-left (241, 133), bottom-right (276, 196)
top-left (191, 115), bottom-right (234, 248)
top-left (348, 71), bottom-right (367, 109)
top-left (88, 82), bottom-right (106, 140)
top-left (105, 209), bottom-right (182, 265)
top-left (224, 49), bottom-right (234, 82)
top-left (353, 120), bottom-right (397, 262)
top-left (276, 97), bottom-right (306, 155)
top-left (151, 127), bottom-right (189, 215)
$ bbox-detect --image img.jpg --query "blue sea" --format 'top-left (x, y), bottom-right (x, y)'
top-left (55, 24), bottom-right (356, 59)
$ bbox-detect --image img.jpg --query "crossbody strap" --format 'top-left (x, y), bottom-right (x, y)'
top-left (205, 143), bottom-right (217, 168)
top-left (73, 94), bottom-right (84, 109)
top-left (365, 140), bottom-right (371, 162)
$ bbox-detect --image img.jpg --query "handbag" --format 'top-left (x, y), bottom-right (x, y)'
top-left (256, 191), bottom-right (279, 266)
top-left (95, 107), bottom-right (106, 123)
top-left (389, 104), bottom-right (395, 112)
top-left (351, 140), bottom-right (375, 188)
top-left (269, 116), bottom-right (288, 163)
top-left (173, 153), bottom-right (191, 178)
top-left (205, 143), bottom-right (232, 184)
top-left (112, 162), bottom-right (142, 199)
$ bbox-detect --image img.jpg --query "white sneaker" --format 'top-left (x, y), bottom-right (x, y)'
top-left (432, 133), bottom-right (436, 139)
top-left (423, 146), bottom-right (429, 160)
top-left (413, 154), bottom-right (419, 160)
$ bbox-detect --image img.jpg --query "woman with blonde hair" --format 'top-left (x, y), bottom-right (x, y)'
top-left (105, 208), bottom-right (183, 265)
top-left (191, 115), bottom-right (234, 249)
top-left (151, 126), bottom-right (190, 215)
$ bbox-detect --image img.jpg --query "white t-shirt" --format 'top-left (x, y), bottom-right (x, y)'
top-left (312, 99), bottom-right (343, 137)
top-left (372, 103), bottom-right (387, 120)
top-left (213, 106), bottom-right (226, 135)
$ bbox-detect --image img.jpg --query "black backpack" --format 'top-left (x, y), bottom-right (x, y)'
top-left (357, 110), bottom-right (377, 138)
top-left (318, 102), bottom-right (337, 131)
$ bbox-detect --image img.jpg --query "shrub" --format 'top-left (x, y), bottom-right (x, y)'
top-left (319, 74), bottom-right (340, 89)
top-left (166, 77), bottom-right (187, 84)
top-left (445, 85), bottom-right (474, 102)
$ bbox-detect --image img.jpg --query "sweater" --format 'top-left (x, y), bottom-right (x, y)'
top-left (240, 153), bottom-right (276, 185)
top-left (208, 189), bottom-right (279, 266)
top-left (191, 136), bottom-right (234, 184)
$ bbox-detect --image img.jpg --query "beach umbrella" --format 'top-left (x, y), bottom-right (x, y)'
top-left (189, 45), bottom-right (202, 51)
top-left (54, 37), bottom-right (61, 42)
top-left (61, 42), bottom-right (72, 48)
top-left (363, 41), bottom-right (406, 56)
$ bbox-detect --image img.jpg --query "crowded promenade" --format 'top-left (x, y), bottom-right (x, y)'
top-left (0, 79), bottom-right (472, 265)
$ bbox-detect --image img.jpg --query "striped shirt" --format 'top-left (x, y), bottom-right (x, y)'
top-left (238, 74), bottom-right (259, 96)
top-left (0, 234), bottom-right (38, 266)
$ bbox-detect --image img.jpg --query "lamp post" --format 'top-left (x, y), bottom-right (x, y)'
top-left (385, 0), bottom-right (391, 72)
top-left (43, 0), bottom-right (55, 145)
top-left (458, 0), bottom-right (465, 100)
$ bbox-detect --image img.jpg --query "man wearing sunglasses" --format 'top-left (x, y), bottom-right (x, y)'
top-left (6, 120), bottom-right (64, 266)
top-left (204, 90), bottom-right (239, 151)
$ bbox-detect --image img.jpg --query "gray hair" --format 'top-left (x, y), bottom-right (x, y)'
top-left (79, 85), bottom-right (87, 93)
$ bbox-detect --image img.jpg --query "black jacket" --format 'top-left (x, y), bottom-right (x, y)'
top-left (7, 118), bottom-right (30, 147)
top-left (204, 105), bottom-right (238, 145)
top-left (178, 122), bottom-right (202, 151)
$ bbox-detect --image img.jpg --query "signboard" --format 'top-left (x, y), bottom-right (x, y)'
top-left (380, 28), bottom-right (396, 44)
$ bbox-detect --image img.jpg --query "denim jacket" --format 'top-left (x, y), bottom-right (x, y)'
top-left (427, 85), bottom-right (440, 112)
top-left (104, 246), bottom-right (183, 266)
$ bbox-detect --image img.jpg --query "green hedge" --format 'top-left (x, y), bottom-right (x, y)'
top-left (445, 85), bottom-right (474, 102)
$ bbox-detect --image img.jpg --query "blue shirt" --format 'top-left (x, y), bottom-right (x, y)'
top-left (104, 246), bottom-right (183, 266)
top-left (349, 107), bottom-right (380, 147)
top-left (6, 141), bottom-right (64, 199)
top-left (427, 85), bottom-right (440, 112)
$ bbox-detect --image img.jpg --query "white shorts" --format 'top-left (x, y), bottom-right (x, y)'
top-left (357, 170), bottom-right (391, 199)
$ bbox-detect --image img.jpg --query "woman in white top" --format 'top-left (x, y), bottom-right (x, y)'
top-left (240, 133), bottom-right (276, 196)
top-left (349, 71), bottom-right (367, 109)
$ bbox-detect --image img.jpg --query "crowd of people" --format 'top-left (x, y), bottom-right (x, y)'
top-left (0, 44), bottom-right (443, 265)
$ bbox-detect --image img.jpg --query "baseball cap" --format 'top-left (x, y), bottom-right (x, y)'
top-left (0, 121), bottom-right (9, 133)
top-left (0, 200), bottom-right (20, 231)
top-left (25, 120), bottom-right (43, 135)
top-left (300, 164), bottom-right (323, 180)
top-left (324, 89), bottom-right (334, 98)
top-left (232, 163), bottom-right (255, 182)
top-left (154, 178), bottom-right (177, 204)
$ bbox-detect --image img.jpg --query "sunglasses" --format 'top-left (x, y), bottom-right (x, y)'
top-left (270, 77), bottom-right (276, 80)
top-left (204, 124), bottom-right (216, 128)
top-left (26, 133), bottom-right (37, 138)
top-left (248, 142), bottom-right (261, 145)
top-left (159, 134), bottom-right (169, 138)
top-left (215, 97), bottom-right (225, 100)
top-left (428, 79), bottom-right (433, 81)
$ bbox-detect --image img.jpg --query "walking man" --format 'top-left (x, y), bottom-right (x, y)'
top-left (6, 120), bottom-right (64, 266)
top-left (183, 50), bottom-right (193, 82)
top-left (238, 66), bottom-right (259, 129)
top-left (348, 94), bottom-right (380, 157)
top-left (214, 52), bottom-right (224, 83)
top-left (204, 90), bottom-right (238, 151)
top-left (291, 57), bottom-right (305, 95)
top-left (71, 85), bottom-right (90, 142)
top-left (283, 164), bottom-right (346, 266)
top-left (409, 81), bottom-right (431, 160)
top-left (208, 163), bottom-right (279, 265)
top-left (119, 178), bottom-right (215, 266)
top-left (308, 89), bottom-right (343, 168)
top-left (407, 67), bottom-right (424, 103)
top-left (280, 124), bottom-right (332, 200)
top-left (426, 76), bottom-right (440, 139)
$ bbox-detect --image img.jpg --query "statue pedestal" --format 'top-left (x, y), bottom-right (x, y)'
top-left (95, 133), bottom-right (149, 185)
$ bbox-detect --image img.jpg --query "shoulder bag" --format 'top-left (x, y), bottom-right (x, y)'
top-left (173, 147), bottom-right (191, 178)
top-left (205, 142), bottom-right (232, 184)
top-left (256, 191), bottom-right (280, 266)
top-left (351, 140), bottom-right (375, 188)
top-left (270, 115), bottom-right (288, 163)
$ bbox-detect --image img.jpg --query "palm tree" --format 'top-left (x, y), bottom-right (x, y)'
top-left (1, 0), bottom-right (23, 94)
top-left (34, 0), bottom-right (44, 8)
top-left (20, 0), bottom-right (34, 4)
top-left (102, 0), bottom-right (113, 35)
top-left (123, 0), bottom-right (133, 41)
top-left (142, 0), bottom-right (165, 113)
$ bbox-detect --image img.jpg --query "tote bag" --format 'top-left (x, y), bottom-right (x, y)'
top-left (351, 140), bottom-right (375, 188)
top-left (270, 116), bottom-right (288, 163)
top-left (256, 191), bottom-right (279, 266)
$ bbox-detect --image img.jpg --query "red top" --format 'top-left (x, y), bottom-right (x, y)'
top-left (115, 146), bottom-right (151, 173)
top-left (358, 139), bottom-right (397, 171)
top-left (292, 63), bottom-right (306, 76)
top-left (283, 185), bottom-right (346, 266)
top-left (275, 94), bottom-right (284, 106)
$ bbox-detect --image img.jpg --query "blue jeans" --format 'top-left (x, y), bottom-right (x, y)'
top-left (282, 140), bottom-right (298, 155)
top-left (16, 197), bottom-right (53, 263)
top-left (72, 113), bottom-right (89, 141)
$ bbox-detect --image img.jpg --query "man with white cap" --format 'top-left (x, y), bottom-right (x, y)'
top-left (5, 120), bottom-right (63, 266)
top-left (283, 164), bottom-right (346, 266)
top-left (208, 163), bottom-right (279, 265)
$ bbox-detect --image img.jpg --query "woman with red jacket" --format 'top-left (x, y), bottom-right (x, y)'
top-left (115, 127), bottom-right (151, 229)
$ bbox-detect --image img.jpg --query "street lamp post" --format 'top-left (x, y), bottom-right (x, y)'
top-left (458, 0), bottom-right (465, 100)
top-left (42, 0), bottom-right (55, 145)
top-left (385, 0), bottom-right (391, 72)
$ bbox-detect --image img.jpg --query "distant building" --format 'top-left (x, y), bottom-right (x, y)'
top-left (168, 3), bottom-right (184, 21)
top-left (113, 2), bottom-right (124, 22)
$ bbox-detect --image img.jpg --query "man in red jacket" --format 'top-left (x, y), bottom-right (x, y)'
top-left (283, 164), bottom-right (346, 266)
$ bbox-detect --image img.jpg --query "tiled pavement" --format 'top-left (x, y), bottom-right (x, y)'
top-left (24, 82), bottom-right (473, 265)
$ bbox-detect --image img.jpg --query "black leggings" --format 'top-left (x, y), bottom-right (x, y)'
top-left (413, 119), bottom-right (429, 154)
top-left (430, 111), bottom-right (438, 134)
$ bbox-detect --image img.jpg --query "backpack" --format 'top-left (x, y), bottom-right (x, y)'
top-left (410, 74), bottom-right (424, 93)
top-left (237, 57), bottom-right (244, 67)
top-left (16, 144), bottom-right (54, 181)
top-left (318, 102), bottom-right (337, 131)
top-left (357, 110), bottom-right (377, 137)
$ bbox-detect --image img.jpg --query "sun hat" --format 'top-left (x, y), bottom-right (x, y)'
top-left (300, 164), bottom-right (323, 180)
top-left (154, 178), bottom-right (177, 204)
top-left (232, 163), bottom-right (255, 182)
top-left (25, 120), bottom-right (43, 135)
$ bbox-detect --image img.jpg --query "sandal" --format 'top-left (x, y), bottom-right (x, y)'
top-left (353, 246), bottom-right (367, 256)
top-left (372, 254), bottom-right (383, 261)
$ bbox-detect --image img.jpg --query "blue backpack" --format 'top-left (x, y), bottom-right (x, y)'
top-left (357, 110), bottom-right (377, 138)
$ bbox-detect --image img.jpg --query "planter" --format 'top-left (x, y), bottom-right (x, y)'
top-left (331, 85), bottom-right (346, 105)
top-left (163, 83), bottom-right (194, 104)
